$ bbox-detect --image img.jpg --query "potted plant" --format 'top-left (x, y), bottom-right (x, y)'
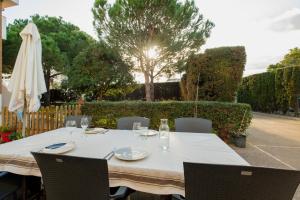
top-left (232, 131), bottom-right (248, 148)
top-left (231, 110), bottom-right (249, 148)
top-left (0, 126), bottom-right (16, 143)
top-left (8, 131), bottom-right (23, 141)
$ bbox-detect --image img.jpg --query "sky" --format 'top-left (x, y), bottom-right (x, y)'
top-left (4, 0), bottom-right (300, 77)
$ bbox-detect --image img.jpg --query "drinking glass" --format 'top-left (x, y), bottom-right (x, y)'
top-left (138, 126), bottom-right (149, 139)
top-left (132, 122), bottom-right (141, 137)
top-left (132, 122), bottom-right (141, 130)
top-left (66, 120), bottom-right (76, 128)
top-left (65, 120), bottom-right (76, 140)
top-left (159, 119), bottom-right (170, 150)
top-left (81, 116), bottom-right (89, 131)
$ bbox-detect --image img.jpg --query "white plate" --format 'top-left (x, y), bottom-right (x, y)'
top-left (41, 142), bottom-right (75, 154)
top-left (114, 147), bottom-right (149, 161)
top-left (139, 130), bottom-right (158, 136)
top-left (85, 128), bottom-right (106, 134)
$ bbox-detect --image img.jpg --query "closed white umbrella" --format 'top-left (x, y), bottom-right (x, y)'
top-left (8, 22), bottom-right (47, 137)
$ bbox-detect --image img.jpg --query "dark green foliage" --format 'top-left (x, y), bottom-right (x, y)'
top-left (126, 82), bottom-right (181, 101)
top-left (267, 48), bottom-right (300, 71)
top-left (283, 66), bottom-right (300, 114)
top-left (48, 82), bottom-right (180, 102)
top-left (4, 15), bottom-right (94, 104)
top-left (267, 63), bottom-right (284, 72)
top-left (40, 89), bottom-right (78, 104)
top-left (4, 15), bottom-right (94, 74)
top-left (275, 69), bottom-right (289, 113)
top-left (281, 48), bottom-right (300, 67)
top-left (65, 42), bottom-right (135, 100)
top-left (181, 46), bottom-right (246, 102)
top-left (237, 66), bottom-right (300, 115)
top-left (81, 101), bottom-right (252, 141)
top-left (237, 72), bottom-right (276, 112)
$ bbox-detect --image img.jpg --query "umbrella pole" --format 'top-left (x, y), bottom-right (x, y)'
top-left (22, 94), bottom-right (27, 138)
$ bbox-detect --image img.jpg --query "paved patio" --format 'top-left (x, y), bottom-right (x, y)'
top-left (233, 112), bottom-right (300, 200)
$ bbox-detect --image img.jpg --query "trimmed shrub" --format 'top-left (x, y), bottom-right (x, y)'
top-left (237, 72), bottom-right (276, 112)
top-left (181, 46), bottom-right (246, 102)
top-left (238, 66), bottom-right (300, 115)
top-left (282, 66), bottom-right (300, 114)
top-left (81, 101), bottom-right (252, 141)
top-left (275, 69), bottom-right (289, 113)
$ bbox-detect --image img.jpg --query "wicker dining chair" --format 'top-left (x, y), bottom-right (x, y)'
top-left (0, 172), bottom-right (21, 200)
top-left (64, 115), bottom-right (92, 128)
top-left (178, 162), bottom-right (300, 200)
top-left (117, 116), bottom-right (150, 130)
top-left (31, 152), bottom-right (129, 200)
top-left (175, 117), bottom-right (212, 133)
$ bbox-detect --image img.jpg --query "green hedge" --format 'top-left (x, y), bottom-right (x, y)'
top-left (81, 101), bottom-right (252, 141)
top-left (237, 72), bottom-right (276, 112)
top-left (238, 66), bottom-right (300, 114)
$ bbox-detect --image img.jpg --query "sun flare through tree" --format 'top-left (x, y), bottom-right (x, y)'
top-left (93, 0), bottom-right (214, 101)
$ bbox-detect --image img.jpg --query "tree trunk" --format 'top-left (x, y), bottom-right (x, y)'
top-left (142, 57), bottom-right (152, 102)
top-left (144, 72), bottom-right (151, 101)
top-left (44, 70), bottom-right (51, 106)
top-left (150, 73), bottom-right (155, 101)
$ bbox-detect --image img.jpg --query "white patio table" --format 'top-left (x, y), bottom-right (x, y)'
top-left (0, 128), bottom-right (249, 196)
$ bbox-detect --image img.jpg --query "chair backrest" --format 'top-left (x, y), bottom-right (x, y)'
top-left (117, 116), bottom-right (150, 130)
top-left (32, 152), bottom-right (110, 200)
top-left (64, 115), bottom-right (92, 128)
top-left (175, 117), bottom-right (212, 133)
top-left (184, 162), bottom-right (300, 200)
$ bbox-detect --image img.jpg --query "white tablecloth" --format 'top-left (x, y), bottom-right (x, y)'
top-left (0, 128), bottom-right (249, 196)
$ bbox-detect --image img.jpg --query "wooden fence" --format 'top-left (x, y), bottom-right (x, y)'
top-left (1, 105), bottom-right (81, 136)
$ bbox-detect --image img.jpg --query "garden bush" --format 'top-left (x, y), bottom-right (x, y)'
top-left (81, 101), bottom-right (252, 141)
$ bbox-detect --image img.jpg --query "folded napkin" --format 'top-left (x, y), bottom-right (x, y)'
top-left (85, 128), bottom-right (107, 134)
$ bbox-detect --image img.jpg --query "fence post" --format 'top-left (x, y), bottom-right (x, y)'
top-left (49, 107), bottom-right (55, 131)
top-left (26, 111), bottom-right (30, 136)
top-left (40, 107), bottom-right (44, 133)
top-left (4, 107), bottom-right (8, 127)
top-left (54, 106), bottom-right (58, 129)
top-left (59, 106), bottom-right (64, 128)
